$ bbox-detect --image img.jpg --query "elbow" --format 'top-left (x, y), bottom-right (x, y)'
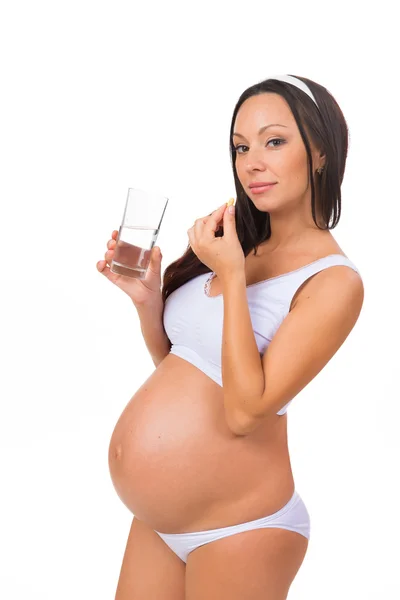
top-left (225, 407), bottom-right (263, 437)
top-left (224, 385), bottom-right (266, 436)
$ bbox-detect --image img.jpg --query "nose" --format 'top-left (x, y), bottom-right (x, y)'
top-left (241, 147), bottom-right (268, 173)
top-left (244, 156), bottom-right (267, 174)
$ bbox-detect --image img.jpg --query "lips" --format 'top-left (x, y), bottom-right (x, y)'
top-left (249, 182), bottom-right (277, 188)
top-left (249, 182), bottom-right (277, 195)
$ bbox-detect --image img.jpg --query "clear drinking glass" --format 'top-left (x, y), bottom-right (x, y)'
top-left (110, 187), bottom-right (169, 279)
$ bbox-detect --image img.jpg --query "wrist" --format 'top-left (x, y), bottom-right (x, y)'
top-left (219, 269), bottom-right (246, 291)
top-left (133, 294), bottom-right (164, 313)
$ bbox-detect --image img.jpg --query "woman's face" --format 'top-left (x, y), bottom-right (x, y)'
top-left (233, 93), bottom-right (323, 213)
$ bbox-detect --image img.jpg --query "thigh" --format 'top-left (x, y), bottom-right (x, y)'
top-left (185, 527), bottom-right (308, 600)
top-left (115, 516), bottom-right (186, 600)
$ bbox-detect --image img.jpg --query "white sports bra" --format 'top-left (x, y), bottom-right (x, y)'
top-left (163, 254), bottom-right (360, 415)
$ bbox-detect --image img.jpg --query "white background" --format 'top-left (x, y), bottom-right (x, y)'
top-left (1, 1), bottom-right (398, 598)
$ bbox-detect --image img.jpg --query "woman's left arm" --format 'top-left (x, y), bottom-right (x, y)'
top-left (221, 267), bottom-right (364, 437)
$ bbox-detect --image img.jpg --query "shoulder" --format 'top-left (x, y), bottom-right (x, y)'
top-left (293, 262), bottom-right (364, 320)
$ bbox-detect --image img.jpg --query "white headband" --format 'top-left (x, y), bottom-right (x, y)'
top-left (266, 74), bottom-right (319, 109)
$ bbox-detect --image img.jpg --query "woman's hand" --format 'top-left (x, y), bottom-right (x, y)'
top-left (187, 200), bottom-right (245, 282)
top-left (96, 229), bottom-right (164, 307)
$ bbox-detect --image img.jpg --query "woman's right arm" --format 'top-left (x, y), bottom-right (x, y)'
top-left (135, 298), bottom-right (172, 368)
top-left (97, 229), bottom-right (171, 367)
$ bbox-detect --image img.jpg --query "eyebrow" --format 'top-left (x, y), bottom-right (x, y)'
top-left (232, 123), bottom-right (288, 139)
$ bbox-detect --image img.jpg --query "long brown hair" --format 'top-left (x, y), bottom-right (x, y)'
top-left (161, 75), bottom-right (349, 305)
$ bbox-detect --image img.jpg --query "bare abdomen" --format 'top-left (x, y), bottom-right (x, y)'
top-left (108, 354), bottom-right (293, 533)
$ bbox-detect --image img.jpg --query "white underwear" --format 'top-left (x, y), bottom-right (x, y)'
top-left (153, 489), bottom-right (310, 563)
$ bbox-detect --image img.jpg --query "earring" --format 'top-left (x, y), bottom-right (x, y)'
top-left (317, 166), bottom-right (324, 175)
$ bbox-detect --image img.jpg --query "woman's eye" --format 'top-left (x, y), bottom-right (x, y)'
top-left (234, 138), bottom-right (285, 153)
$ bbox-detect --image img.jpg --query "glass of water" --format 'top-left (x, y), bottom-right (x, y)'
top-left (110, 188), bottom-right (169, 279)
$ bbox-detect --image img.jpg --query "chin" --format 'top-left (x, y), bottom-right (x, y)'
top-left (253, 199), bottom-right (278, 212)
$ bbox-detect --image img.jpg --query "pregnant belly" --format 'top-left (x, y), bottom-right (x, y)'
top-left (108, 354), bottom-right (290, 533)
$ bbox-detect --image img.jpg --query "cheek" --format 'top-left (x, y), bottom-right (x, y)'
top-left (235, 162), bottom-right (246, 186)
top-left (278, 148), bottom-right (301, 171)
top-left (281, 152), bottom-right (309, 185)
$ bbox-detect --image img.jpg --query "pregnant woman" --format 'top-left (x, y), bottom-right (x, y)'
top-left (97, 74), bottom-right (364, 600)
